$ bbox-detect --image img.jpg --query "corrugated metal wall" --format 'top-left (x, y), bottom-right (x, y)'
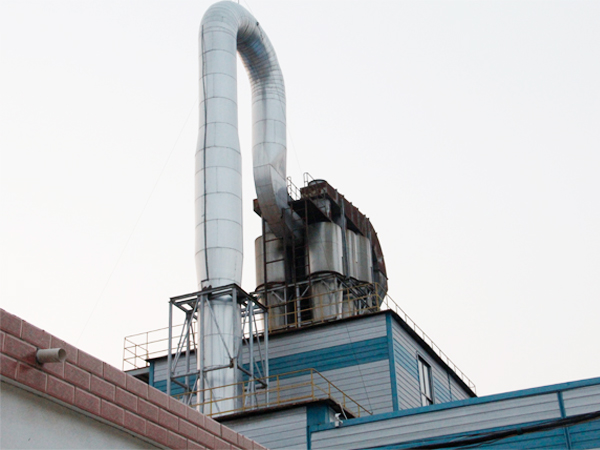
top-left (153, 355), bottom-right (196, 381)
top-left (311, 393), bottom-right (563, 449)
top-left (563, 384), bottom-right (600, 415)
top-left (151, 355), bottom-right (197, 396)
top-left (310, 378), bottom-right (600, 450)
top-left (145, 315), bottom-right (599, 450)
top-left (449, 375), bottom-right (472, 402)
top-left (390, 316), bottom-right (473, 409)
top-left (150, 312), bottom-right (473, 415)
top-left (223, 407), bottom-right (308, 450)
top-left (262, 315), bottom-right (388, 358)
top-left (251, 314), bottom-right (394, 415)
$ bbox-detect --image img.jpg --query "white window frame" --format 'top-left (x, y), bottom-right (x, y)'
top-left (418, 356), bottom-right (434, 406)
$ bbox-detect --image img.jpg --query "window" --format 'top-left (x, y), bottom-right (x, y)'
top-left (418, 357), bottom-right (433, 406)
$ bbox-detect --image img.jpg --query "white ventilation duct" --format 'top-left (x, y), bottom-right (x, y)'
top-left (195, 0), bottom-right (289, 290)
top-left (194, 1), bottom-right (287, 415)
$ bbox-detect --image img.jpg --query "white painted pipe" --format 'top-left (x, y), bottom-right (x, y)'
top-left (36, 348), bottom-right (67, 364)
top-left (195, 1), bottom-right (291, 415)
top-left (196, 1), bottom-right (289, 290)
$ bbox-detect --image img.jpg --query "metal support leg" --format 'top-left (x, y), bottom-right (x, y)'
top-left (185, 311), bottom-right (191, 404)
top-left (199, 294), bottom-right (205, 412)
top-left (167, 300), bottom-right (173, 397)
top-left (249, 299), bottom-right (254, 406)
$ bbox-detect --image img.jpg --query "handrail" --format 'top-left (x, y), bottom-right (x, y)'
top-left (123, 283), bottom-right (476, 393)
top-left (286, 176), bottom-right (301, 201)
top-left (379, 296), bottom-right (476, 392)
top-left (173, 368), bottom-right (372, 418)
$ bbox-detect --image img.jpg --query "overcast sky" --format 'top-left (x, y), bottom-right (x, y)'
top-left (1, 0), bottom-right (599, 398)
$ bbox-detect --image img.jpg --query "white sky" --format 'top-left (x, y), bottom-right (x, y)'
top-left (1, 0), bottom-right (599, 398)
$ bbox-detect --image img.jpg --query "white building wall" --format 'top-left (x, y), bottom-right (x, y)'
top-left (0, 382), bottom-right (160, 450)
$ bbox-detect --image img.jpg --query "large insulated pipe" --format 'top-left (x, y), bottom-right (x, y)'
top-left (195, 1), bottom-right (287, 414)
top-left (195, 1), bottom-right (288, 290)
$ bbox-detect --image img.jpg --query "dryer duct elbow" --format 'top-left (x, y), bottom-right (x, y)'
top-left (195, 1), bottom-right (290, 290)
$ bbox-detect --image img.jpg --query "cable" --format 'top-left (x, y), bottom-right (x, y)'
top-left (240, 0), bottom-right (255, 16)
top-left (253, 20), bottom-right (304, 180)
top-left (75, 97), bottom-right (198, 344)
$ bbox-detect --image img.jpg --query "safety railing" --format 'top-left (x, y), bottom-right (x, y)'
top-left (123, 284), bottom-right (476, 393)
top-left (286, 176), bottom-right (301, 201)
top-left (123, 323), bottom-right (189, 371)
top-left (257, 278), bottom-right (380, 333)
top-left (174, 368), bottom-right (372, 418)
top-left (257, 282), bottom-right (476, 392)
top-left (379, 296), bottom-right (476, 393)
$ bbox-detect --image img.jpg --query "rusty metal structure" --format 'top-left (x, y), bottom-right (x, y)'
top-left (254, 175), bottom-right (388, 332)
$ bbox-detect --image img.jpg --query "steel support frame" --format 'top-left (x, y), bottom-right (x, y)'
top-left (167, 284), bottom-right (269, 414)
top-left (253, 273), bottom-right (380, 331)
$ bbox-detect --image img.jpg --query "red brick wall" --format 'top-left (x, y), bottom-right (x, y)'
top-left (0, 309), bottom-right (267, 450)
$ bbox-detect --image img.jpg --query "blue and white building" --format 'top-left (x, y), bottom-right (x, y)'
top-left (124, 178), bottom-right (600, 449)
top-left (123, 3), bottom-right (600, 448)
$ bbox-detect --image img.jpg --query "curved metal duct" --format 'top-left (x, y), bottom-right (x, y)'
top-left (195, 1), bottom-right (288, 416)
top-left (196, 1), bottom-right (289, 290)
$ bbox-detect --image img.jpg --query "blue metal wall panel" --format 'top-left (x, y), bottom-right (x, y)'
top-left (569, 419), bottom-right (600, 449)
top-left (248, 336), bottom-right (390, 379)
top-left (153, 375), bottom-right (198, 396)
top-left (389, 315), bottom-right (473, 410)
top-left (472, 428), bottom-right (568, 449)
top-left (358, 425), bottom-right (569, 450)
top-left (393, 339), bottom-right (418, 379)
top-left (260, 315), bottom-right (388, 361)
top-left (386, 314), bottom-right (399, 411)
top-left (310, 393), bottom-right (563, 449)
top-left (433, 375), bottom-right (451, 404)
top-left (393, 341), bottom-right (420, 409)
top-left (310, 378), bottom-right (600, 450)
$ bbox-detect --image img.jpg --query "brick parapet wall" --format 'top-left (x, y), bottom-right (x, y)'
top-left (0, 309), bottom-right (267, 450)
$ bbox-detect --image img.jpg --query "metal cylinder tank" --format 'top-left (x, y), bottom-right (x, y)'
top-left (307, 222), bottom-right (344, 275)
top-left (307, 222), bottom-right (343, 321)
top-left (344, 230), bottom-right (373, 317)
top-left (346, 230), bottom-right (373, 283)
top-left (255, 233), bottom-right (287, 329)
top-left (255, 232), bottom-right (286, 287)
